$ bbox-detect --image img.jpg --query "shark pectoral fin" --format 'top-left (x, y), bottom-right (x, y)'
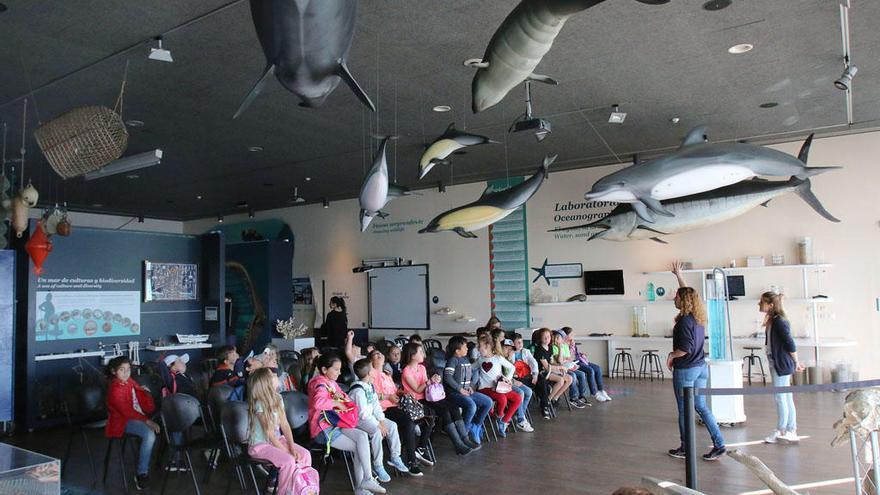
top-left (528, 73), bottom-right (558, 85)
top-left (632, 202), bottom-right (656, 224)
top-left (640, 197), bottom-right (674, 217)
top-left (587, 229), bottom-right (610, 241)
top-left (636, 225), bottom-right (669, 235)
top-left (760, 200), bottom-right (772, 207)
top-left (795, 179), bottom-right (841, 222)
top-left (679, 125), bottom-right (708, 148)
top-left (233, 64), bottom-right (275, 119)
top-left (337, 59), bottom-right (376, 112)
top-left (453, 227), bottom-right (478, 239)
top-left (650, 237), bottom-right (669, 244)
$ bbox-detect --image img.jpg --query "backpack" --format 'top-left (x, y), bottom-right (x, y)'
top-left (398, 394), bottom-right (425, 422)
top-left (292, 464), bottom-right (320, 495)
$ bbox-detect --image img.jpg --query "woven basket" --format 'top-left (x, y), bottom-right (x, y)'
top-left (34, 105), bottom-right (129, 179)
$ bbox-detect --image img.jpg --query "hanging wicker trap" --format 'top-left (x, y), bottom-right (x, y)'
top-left (34, 76), bottom-right (129, 179)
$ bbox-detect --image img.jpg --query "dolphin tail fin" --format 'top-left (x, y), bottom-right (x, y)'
top-left (794, 179), bottom-right (840, 222)
top-left (797, 133), bottom-right (814, 163)
top-left (453, 227), bottom-right (478, 239)
top-left (337, 59), bottom-right (376, 112)
top-left (527, 73), bottom-right (558, 85)
top-left (796, 166), bottom-right (842, 180)
top-left (233, 64), bottom-right (276, 119)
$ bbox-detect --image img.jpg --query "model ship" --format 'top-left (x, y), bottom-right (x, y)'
top-left (176, 333), bottom-right (210, 344)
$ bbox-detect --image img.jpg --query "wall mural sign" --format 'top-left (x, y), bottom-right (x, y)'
top-left (368, 218), bottom-right (424, 235)
top-left (549, 200), bottom-right (616, 240)
top-left (531, 258), bottom-right (583, 285)
top-left (35, 290), bottom-right (141, 341)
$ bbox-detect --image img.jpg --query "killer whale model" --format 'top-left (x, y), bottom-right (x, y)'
top-left (419, 123), bottom-right (498, 180)
top-left (234, 0), bottom-right (375, 118)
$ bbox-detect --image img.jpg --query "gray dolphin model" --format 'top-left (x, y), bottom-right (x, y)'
top-left (419, 123), bottom-right (498, 180)
top-left (359, 137), bottom-right (393, 232)
top-left (554, 177), bottom-right (839, 243)
top-left (583, 127), bottom-right (840, 223)
top-left (470, 0), bottom-right (608, 113)
top-left (419, 155), bottom-right (556, 238)
top-left (233, 0), bottom-right (375, 118)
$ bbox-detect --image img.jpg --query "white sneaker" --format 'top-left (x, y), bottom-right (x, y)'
top-left (600, 390), bottom-right (612, 401)
top-left (517, 420), bottom-right (534, 432)
top-left (780, 431), bottom-right (800, 443)
top-left (595, 392), bottom-right (608, 402)
top-left (764, 430), bottom-right (783, 444)
top-left (359, 478), bottom-right (387, 494)
top-left (415, 448), bottom-right (434, 467)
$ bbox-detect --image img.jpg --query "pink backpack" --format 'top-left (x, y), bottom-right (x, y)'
top-left (293, 465), bottom-right (320, 495)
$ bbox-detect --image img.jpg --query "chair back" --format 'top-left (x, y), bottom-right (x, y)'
top-left (133, 373), bottom-right (164, 408)
top-left (427, 348), bottom-right (447, 374)
top-left (423, 338), bottom-right (442, 350)
top-left (393, 337), bottom-right (409, 348)
top-left (281, 391), bottom-right (309, 431)
top-left (207, 384), bottom-right (234, 429)
top-left (161, 393), bottom-right (202, 434)
top-left (220, 400), bottom-right (250, 445)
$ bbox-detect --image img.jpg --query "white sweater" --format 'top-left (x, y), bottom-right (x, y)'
top-left (349, 380), bottom-right (385, 433)
top-left (473, 355), bottom-right (515, 390)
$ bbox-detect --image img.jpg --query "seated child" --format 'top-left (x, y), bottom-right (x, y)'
top-left (105, 356), bottom-right (158, 490)
top-left (161, 353), bottom-right (197, 397)
top-left (298, 347), bottom-right (320, 390)
top-left (210, 345), bottom-right (247, 400)
top-left (383, 345), bottom-right (403, 386)
top-left (562, 327), bottom-right (611, 402)
top-left (553, 330), bottom-right (590, 408)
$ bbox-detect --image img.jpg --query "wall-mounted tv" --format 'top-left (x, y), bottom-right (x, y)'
top-left (583, 270), bottom-right (625, 295)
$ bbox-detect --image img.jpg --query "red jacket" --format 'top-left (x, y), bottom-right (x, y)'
top-left (105, 378), bottom-right (155, 438)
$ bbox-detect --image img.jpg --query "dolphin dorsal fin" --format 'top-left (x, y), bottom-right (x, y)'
top-left (445, 122), bottom-right (456, 133)
top-left (679, 125), bottom-right (708, 149)
top-left (798, 133), bottom-right (814, 164)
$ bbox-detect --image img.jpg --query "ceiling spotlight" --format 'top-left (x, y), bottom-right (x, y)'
top-left (322, 198), bottom-right (329, 209)
top-left (759, 102), bottom-right (779, 109)
top-left (137, 213), bottom-right (145, 223)
top-left (125, 119), bottom-right (144, 127)
top-left (217, 215), bottom-right (224, 223)
top-left (670, 116), bottom-right (681, 124)
top-left (305, 177), bottom-right (311, 181)
top-left (509, 81), bottom-right (552, 142)
top-left (289, 186), bottom-right (305, 203)
top-left (432, 105), bottom-right (452, 113)
top-left (728, 43), bottom-right (753, 54)
top-left (438, 182), bottom-right (446, 193)
top-left (196, 195), bottom-right (203, 200)
top-left (463, 58), bottom-right (486, 68)
top-left (248, 210), bottom-right (255, 219)
top-left (148, 37), bottom-right (173, 63)
top-left (248, 146), bottom-right (263, 152)
top-left (834, 65), bottom-right (858, 91)
top-left (608, 104), bottom-right (627, 124)
top-left (702, 0), bottom-right (732, 11)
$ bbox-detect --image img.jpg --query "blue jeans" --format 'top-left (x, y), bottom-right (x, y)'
top-left (568, 369), bottom-right (588, 400)
top-left (771, 369), bottom-right (796, 432)
top-left (512, 384), bottom-right (533, 422)
top-left (673, 365), bottom-right (725, 449)
top-left (124, 419), bottom-right (156, 475)
top-left (447, 390), bottom-right (493, 426)
top-left (578, 362), bottom-right (604, 395)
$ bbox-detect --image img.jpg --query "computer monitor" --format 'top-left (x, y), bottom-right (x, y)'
top-left (726, 275), bottom-right (745, 298)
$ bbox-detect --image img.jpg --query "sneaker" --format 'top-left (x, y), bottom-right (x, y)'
top-left (134, 473), bottom-right (148, 491)
top-left (667, 447), bottom-right (686, 459)
top-left (415, 448), bottom-right (434, 467)
top-left (780, 431), bottom-right (800, 443)
top-left (764, 430), bottom-right (783, 444)
top-left (571, 399), bottom-right (586, 409)
top-left (595, 392), bottom-right (609, 403)
top-left (551, 399), bottom-right (559, 409)
top-left (702, 446), bottom-right (726, 461)
top-left (164, 461), bottom-right (179, 472)
top-left (406, 463), bottom-right (423, 476)
top-left (496, 418), bottom-right (508, 438)
top-left (468, 423), bottom-right (483, 446)
top-left (359, 477), bottom-right (387, 494)
top-left (600, 390), bottom-right (613, 401)
top-left (387, 456), bottom-right (409, 474)
top-left (542, 407), bottom-right (552, 420)
top-left (580, 397), bottom-right (592, 407)
top-left (516, 419), bottom-right (534, 432)
top-left (374, 464), bottom-right (391, 483)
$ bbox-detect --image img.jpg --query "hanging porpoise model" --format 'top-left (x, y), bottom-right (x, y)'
top-left (419, 123), bottom-right (498, 180)
top-left (233, 0), bottom-right (375, 118)
top-left (470, 0), bottom-right (608, 113)
top-left (419, 155), bottom-right (555, 238)
top-left (583, 127), bottom-right (840, 223)
top-left (359, 137), bottom-right (392, 232)
top-left (556, 177), bottom-right (839, 243)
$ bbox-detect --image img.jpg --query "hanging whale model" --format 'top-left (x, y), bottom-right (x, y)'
top-left (470, 0), bottom-right (608, 113)
top-left (419, 123), bottom-right (498, 180)
top-left (554, 177), bottom-right (839, 243)
top-left (419, 154), bottom-right (556, 238)
top-left (233, 0), bottom-right (375, 118)
top-left (583, 127), bottom-right (840, 223)
top-left (359, 137), bottom-right (393, 232)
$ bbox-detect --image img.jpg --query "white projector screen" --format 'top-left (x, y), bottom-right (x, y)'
top-left (368, 265), bottom-right (429, 330)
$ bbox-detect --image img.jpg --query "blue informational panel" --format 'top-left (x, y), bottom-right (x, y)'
top-left (0, 251), bottom-right (14, 422)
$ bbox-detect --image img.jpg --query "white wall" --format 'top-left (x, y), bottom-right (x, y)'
top-left (185, 131), bottom-right (880, 377)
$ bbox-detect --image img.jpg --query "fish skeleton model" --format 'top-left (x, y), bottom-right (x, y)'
top-left (419, 123), bottom-right (497, 179)
top-left (234, 0), bottom-right (375, 118)
top-left (583, 127), bottom-right (840, 223)
top-left (420, 155), bottom-right (556, 238)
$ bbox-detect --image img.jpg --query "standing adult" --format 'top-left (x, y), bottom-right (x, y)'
top-left (760, 291), bottom-right (804, 444)
top-left (667, 262), bottom-right (726, 461)
top-left (321, 296), bottom-right (348, 349)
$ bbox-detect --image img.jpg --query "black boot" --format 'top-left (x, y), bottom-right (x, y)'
top-left (444, 423), bottom-right (472, 455)
top-left (455, 420), bottom-right (480, 450)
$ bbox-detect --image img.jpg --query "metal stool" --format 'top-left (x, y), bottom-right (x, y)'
top-left (742, 346), bottom-right (767, 385)
top-left (610, 348), bottom-right (636, 379)
top-left (638, 350), bottom-right (665, 381)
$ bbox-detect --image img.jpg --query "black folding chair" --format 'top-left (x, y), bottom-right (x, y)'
top-left (159, 393), bottom-right (203, 495)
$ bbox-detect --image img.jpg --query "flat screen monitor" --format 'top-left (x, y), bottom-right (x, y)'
top-left (726, 275), bottom-right (745, 298)
top-left (583, 270), bottom-right (625, 295)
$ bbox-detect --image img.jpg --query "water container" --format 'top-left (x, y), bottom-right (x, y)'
top-left (647, 282), bottom-right (655, 302)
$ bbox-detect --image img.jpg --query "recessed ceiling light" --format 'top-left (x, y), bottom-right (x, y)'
top-left (125, 120), bottom-right (144, 127)
top-left (463, 58), bottom-right (485, 68)
top-left (728, 43), bottom-right (753, 54)
top-left (703, 0), bottom-right (732, 11)
top-left (670, 116), bottom-right (681, 124)
top-left (248, 146), bottom-right (263, 152)
top-left (196, 195), bottom-right (203, 200)
top-left (91, 203), bottom-right (103, 208)
top-left (305, 177), bottom-right (311, 181)
top-left (126, 174), bottom-right (139, 179)
top-left (432, 105), bottom-right (452, 113)
top-left (759, 102), bottom-right (779, 108)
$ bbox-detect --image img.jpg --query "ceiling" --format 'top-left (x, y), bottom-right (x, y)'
top-left (1, 0), bottom-right (879, 220)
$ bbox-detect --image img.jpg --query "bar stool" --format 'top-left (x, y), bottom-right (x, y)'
top-left (610, 348), bottom-right (636, 379)
top-left (742, 346), bottom-right (767, 385)
top-left (638, 350), bottom-right (665, 381)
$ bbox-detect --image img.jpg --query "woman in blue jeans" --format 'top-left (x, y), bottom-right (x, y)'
top-left (759, 291), bottom-right (804, 444)
top-left (667, 262), bottom-right (726, 461)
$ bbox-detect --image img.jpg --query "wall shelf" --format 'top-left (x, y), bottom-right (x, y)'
top-left (643, 263), bottom-right (832, 275)
top-left (146, 343), bottom-right (213, 351)
top-left (35, 351), bottom-right (105, 362)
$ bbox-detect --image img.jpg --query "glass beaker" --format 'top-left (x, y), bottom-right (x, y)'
top-left (631, 306), bottom-right (647, 337)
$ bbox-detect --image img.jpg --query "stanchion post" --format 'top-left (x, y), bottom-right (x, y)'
top-left (850, 429), bottom-right (863, 495)
top-left (684, 386), bottom-right (698, 490)
top-left (870, 430), bottom-right (879, 495)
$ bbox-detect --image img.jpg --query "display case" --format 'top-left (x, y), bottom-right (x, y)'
top-left (0, 442), bottom-right (60, 495)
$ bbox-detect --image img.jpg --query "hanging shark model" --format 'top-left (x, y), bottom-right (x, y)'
top-left (359, 137), bottom-right (392, 232)
top-left (554, 177), bottom-right (840, 243)
top-left (470, 0), bottom-right (608, 113)
top-left (419, 154), bottom-right (556, 238)
top-left (419, 124), bottom-right (498, 180)
top-left (583, 127), bottom-right (840, 223)
top-left (233, 0), bottom-right (375, 118)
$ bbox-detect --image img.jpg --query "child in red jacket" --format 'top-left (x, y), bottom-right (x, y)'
top-left (105, 356), bottom-right (159, 491)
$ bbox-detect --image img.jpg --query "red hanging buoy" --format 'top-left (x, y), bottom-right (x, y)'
top-left (26, 220), bottom-right (53, 275)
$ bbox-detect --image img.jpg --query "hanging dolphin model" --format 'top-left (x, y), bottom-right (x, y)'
top-left (470, 0), bottom-right (608, 113)
top-left (583, 127), bottom-right (841, 223)
top-left (554, 177), bottom-right (840, 243)
top-left (419, 123), bottom-right (498, 180)
top-left (359, 137), bottom-right (392, 232)
top-left (419, 154), bottom-right (556, 238)
top-left (233, 0), bottom-right (375, 118)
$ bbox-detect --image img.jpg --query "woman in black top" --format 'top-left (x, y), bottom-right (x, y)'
top-left (321, 296), bottom-right (348, 349)
top-left (759, 291), bottom-right (804, 444)
top-left (667, 262), bottom-right (726, 461)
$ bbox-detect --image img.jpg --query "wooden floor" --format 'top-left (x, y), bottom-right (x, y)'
top-left (5, 379), bottom-right (858, 495)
